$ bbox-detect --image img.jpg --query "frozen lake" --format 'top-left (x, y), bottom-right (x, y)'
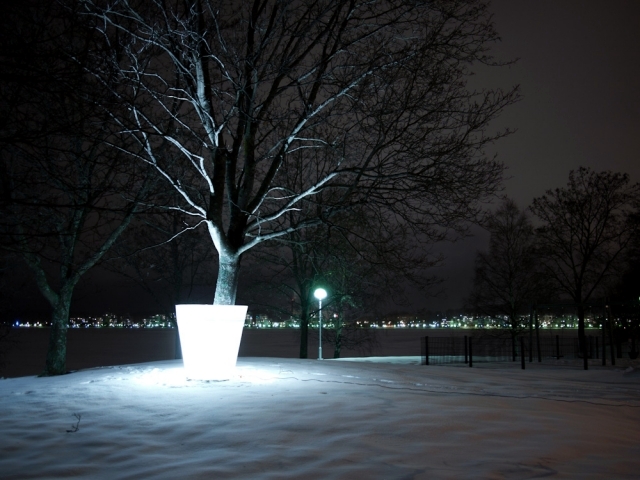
top-left (1, 327), bottom-right (438, 378)
top-left (1, 326), bottom-right (601, 378)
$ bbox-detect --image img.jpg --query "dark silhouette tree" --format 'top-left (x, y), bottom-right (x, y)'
top-left (111, 209), bottom-right (216, 316)
top-left (609, 218), bottom-right (640, 358)
top-left (469, 198), bottom-right (546, 347)
top-left (83, 0), bottom-right (517, 306)
top-left (530, 167), bottom-right (640, 355)
top-left (0, 2), bottom-right (152, 375)
top-left (108, 205), bottom-right (217, 358)
top-left (248, 207), bottom-right (433, 358)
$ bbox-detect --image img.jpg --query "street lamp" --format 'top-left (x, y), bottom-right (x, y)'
top-left (314, 288), bottom-right (327, 360)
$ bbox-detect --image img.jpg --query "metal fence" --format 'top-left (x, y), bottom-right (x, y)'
top-left (420, 333), bottom-right (631, 369)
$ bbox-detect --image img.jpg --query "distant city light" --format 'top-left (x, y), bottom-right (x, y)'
top-left (10, 312), bottom-right (610, 330)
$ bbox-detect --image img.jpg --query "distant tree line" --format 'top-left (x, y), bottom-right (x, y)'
top-left (469, 167), bottom-right (640, 357)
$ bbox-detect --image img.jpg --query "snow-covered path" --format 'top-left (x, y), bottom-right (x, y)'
top-left (1, 358), bottom-right (639, 479)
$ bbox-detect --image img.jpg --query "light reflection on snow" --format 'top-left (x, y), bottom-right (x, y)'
top-left (133, 367), bottom-right (191, 387)
top-left (131, 365), bottom-right (282, 387)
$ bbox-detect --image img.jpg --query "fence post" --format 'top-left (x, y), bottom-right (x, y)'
top-left (464, 335), bottom-right (468, 364)
top-left (520, 337), bottom-right (525, 370)
top-left (425, 336), bottom-right (429, 365)
top-left (469, 337), bottom-right (473, 368)
top-left (583, 338), bottom-right (589, 371)
top-left (556, 335), bottom-right (560, 359)
top-left (595, 337), bottom-right (599, 360)
top-left (601, 317), bottom-right (606, 366)
top-left (607, 305), bottom-right (616, 366)
top-left (529, 307), bottom-right (534, 363)
top-left (535, 308), bottom-right (541, 362)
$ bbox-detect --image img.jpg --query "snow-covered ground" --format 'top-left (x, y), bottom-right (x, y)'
top-left (1, 357), bottom-right (639, 479)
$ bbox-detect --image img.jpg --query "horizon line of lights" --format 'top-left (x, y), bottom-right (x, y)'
top-left (12, 314), bottom-right (621, 330)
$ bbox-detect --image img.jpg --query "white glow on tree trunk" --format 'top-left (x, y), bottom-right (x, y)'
top-left (175, 304), bottom-right (248, 380)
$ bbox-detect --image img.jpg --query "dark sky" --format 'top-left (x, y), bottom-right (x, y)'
top-left (427, 0), bottom-right (640, 311)
top-left (9, 1), bottom-right (640, 317)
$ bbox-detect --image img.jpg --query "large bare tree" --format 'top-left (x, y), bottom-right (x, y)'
top-left (530, 167), bottom-right (640, 353)
top-left (84, 0), bottom-right (517, 305)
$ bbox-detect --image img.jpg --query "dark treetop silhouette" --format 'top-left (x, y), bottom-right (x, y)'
top-left (0, 2), bottom-right (153, 375)
top-left (531, 167), bottom-right (640, 352)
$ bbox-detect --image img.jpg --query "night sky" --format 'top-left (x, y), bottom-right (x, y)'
top-left (489, 0), bottom-right (640, 204)
top-left (427, 0), bottom-right (640, 311)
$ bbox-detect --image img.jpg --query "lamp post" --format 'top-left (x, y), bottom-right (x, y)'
top-left (314, 288), bottom-right (327, 360)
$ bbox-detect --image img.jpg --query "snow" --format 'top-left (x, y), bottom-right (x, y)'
top-left (1, 357), bottom-right (639, 478)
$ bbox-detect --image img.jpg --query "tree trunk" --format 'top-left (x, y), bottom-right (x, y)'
top-left (577, 303), bottom-right (586, 356)
top-left (213, 253), bottom-right (241, 305)
top-left (334, 317), bottom-right (343, 359)
top-left (299, 299), bottom-right (310, 359)
top-left (43, 288), bottom-right (73, 376)
top-left (509, 313), bottom-right (518, 361)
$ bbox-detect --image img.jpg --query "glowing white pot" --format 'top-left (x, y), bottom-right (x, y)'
top-left (175, 304), bottom-right (248, 380)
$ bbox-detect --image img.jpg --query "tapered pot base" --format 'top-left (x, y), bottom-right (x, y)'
top-left (175, 304), bottom-right (248, 380)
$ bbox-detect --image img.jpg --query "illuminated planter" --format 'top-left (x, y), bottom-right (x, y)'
top-left (175, 304), bottom-right (248, 380)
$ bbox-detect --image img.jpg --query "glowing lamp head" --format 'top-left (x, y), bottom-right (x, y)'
top-left (314, 288), bottom-right (327, 301)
